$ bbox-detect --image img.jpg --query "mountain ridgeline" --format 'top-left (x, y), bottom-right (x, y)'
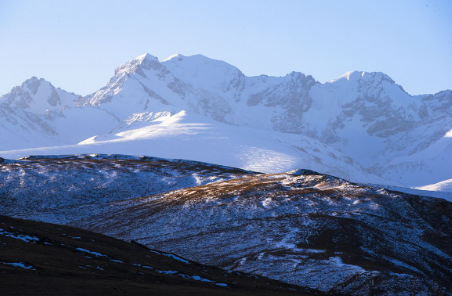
top-left (1, 53), bottom-right (451, 189)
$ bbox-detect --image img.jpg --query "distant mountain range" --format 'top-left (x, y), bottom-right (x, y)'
top-left (1, 53), bottom-right (451, 190)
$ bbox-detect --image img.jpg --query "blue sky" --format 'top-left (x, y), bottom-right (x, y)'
top-left (1, 0), bottom-right (451, 96)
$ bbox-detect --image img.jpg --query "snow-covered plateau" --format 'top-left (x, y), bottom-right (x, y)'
top-left (1, 53), bottom-right (452, 191)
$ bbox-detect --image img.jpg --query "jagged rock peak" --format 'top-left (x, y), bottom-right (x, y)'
top-left (22, 76), bottom-right (41, 84)
top-left (136, 53), bottom-right (159, 62)
top-left (1, 77), bottom-right (54, 99)
top-left (162, 53), bottom-right (184, 62)
top-left (285, 71), bottom-right (317, 84)
top-left (114, 53), bottom-right (163, 76)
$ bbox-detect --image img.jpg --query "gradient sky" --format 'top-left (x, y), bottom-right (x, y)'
top-left (1, 0), bottom-right (451, 96)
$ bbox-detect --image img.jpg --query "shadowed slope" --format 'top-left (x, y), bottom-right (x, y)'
top-left (0, 215), bottom-right (325, 296)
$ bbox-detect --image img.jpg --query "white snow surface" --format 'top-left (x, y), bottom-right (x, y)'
top-left (0, 111), bottom-right (382, 184)
top-left (415, 179), bottom-right (452, 193)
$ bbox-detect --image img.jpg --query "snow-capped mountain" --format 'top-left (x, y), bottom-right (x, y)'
top-left (0, 77), bottom-right (119, 150)
top-left (1, 76), bottom-right (81, 113)
top-left (0, 77), bottom-right (75, 150)
top-left (1, 53), bottom-right (451, 189)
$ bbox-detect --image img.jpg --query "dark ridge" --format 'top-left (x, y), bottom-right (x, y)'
top-left (0, 215), bottom-right (327, 296)
top-left (16, 153), bottom-right (261, 174)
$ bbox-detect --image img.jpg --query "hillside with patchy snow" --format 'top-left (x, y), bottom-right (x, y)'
top-left (3, 158), bottom-right (450, 295)
top-left (0, 154), bottom-right (256, 216)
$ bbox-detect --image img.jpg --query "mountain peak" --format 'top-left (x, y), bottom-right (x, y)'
top-left (330, 71), bottom-right (395, 84)
top-left (18, 77), bottom-right (53, 95)
top-left (21, 76), bottom-right (49, 85)
top-left (162, 53), bottom-right (184, 62)
top-left (0, 76), bottom-right (82, 114)
top-left (114, 53), bottom-right (163, 76)
top-left (24, 76), bottom-right (40, 83)
top-left (162, 53), bottom-right (243, 91)
top-left (136, 53), bottom-right (159, 63)
top-left (162, 53), bottom-right (236, 68)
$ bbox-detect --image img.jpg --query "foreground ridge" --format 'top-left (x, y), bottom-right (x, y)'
top-left (0, 215), bottom-right (324, 295)
top-left (1, 154), bottom-right (451, 295)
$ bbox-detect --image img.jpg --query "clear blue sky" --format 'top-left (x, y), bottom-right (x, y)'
top-left (1, 0), bottom-right (451, 96)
